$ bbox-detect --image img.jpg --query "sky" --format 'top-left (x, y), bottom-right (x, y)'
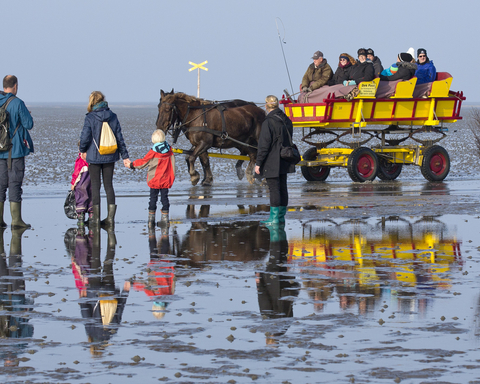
top-left (4, 0), bottom-right (477, 104)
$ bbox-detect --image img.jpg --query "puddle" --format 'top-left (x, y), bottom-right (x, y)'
top-left (1, 201), bottom-right (480, 383)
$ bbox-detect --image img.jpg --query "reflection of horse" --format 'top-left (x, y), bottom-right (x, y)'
top-left (180, 221), bottom-right (269, 265)
top-left (156, 90), bottom-right (265, 186)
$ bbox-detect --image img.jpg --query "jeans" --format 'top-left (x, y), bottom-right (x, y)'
top-left (149, 188), bottom-right (169, 212)
top-left (89, 163), bottom-right (115, 206)
top-left (0, 157), bottom-right (25, 203)
top-left (266, 174), bottom-right (288, 207)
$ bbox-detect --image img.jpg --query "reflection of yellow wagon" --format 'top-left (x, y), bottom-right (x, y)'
top-left (281, 73), bottom-right (466, 182)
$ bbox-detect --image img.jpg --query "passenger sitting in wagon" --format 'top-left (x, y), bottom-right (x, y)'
top-left (344, 48), bottom-right (375, 85)
top-left (415, 48), bottom-right (436, 85)
top-left (366, 48), bottom-right (384, 77)
top-left (379, 52), bottom-right (417, 81)
top-left (301, 50), bottom-right (333, 93)
top-left (328, 53), bottom-right (356, 86)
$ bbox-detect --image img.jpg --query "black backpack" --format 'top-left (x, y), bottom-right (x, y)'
top-left (0, 96), bottom-right (20, 168)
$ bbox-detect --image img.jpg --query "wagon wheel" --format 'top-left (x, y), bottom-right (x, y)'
top-left (420, 145), bottom-right (450, 181)
top-left (300, 147), bottom-right (331, 181)
top-left (347, 147), bottom-right (378, 182)
top-left (377, 157), bottom-right (403, 181)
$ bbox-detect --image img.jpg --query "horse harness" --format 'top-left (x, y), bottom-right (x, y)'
top-left (163, 101), bottom-right (257, 150)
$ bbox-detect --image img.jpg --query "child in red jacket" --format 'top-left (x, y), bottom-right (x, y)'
top-left (126, 130), bottom-right (175, 227)
top-left (71, 145), bottom-right (92, 226)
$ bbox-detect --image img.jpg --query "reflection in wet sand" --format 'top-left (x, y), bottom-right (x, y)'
top-left (0, 228), bottom-right (33, 367)
top-left (65, 228), bottom-right (130, 356)
top-left (288, 216), bottom-right (462, 317)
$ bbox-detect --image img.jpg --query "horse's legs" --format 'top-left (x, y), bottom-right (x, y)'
top-left (188, 142), bottom-right (211, 186)
top-left (235, 154), bottom-right (245, 180)
top-left (199, 152), bottom-right (213, 186)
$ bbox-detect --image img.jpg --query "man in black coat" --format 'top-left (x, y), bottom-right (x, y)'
top-left (255, 95), bottom-right (295, 225)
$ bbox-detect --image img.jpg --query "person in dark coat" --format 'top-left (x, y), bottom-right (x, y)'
top-left (379, 53), bottom-right (417, 81)
top-left (328, 53), bottom-right (356, 85)
top-left (415, 48), bottom-right (437, 85)
top-left (255, 95), bottom-right (295, 225)
top-left (366, 48), bottom-right (384, 77)
top-left (79, 91), bottom-right (130, 228)
top-left (346, 48), bottom-right (375, 85)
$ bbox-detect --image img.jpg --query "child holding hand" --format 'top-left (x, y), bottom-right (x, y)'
top-left (126, 130), bottom-right (175, 228)
top-left (71, 144), bottom-right (93, 226)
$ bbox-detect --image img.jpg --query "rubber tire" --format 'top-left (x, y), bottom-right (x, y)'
top-left (300, 147), bottom-right (331, 181)
top-left (377, 158), bottom-right (403, 181)
top-left (420, 145), bottom-right (450, 181)
top-left (347, 147), bottom-right (378, 182)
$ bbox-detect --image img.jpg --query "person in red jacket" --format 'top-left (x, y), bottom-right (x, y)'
top-left (125, 130), bottom-right (175, 227)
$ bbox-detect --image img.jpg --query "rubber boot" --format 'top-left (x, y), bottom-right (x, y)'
top-left (77, 212), bottom-right (85, 227)
top-left (0, 227), bottom-right (5, 256)
top-left (148, 211), bottom-right (156, 228)
top-left (267, 225), bottom-right (287, 243)
top-left (0, 202), bottom-right (6, 228)
top-left (101, 204), bottom-right (117, 228)
top-left (261, 207), bottom-right (280, 226)
top-left (10, 227), bottom-right (27, 255)
top-left (278, 206), bottom-right (287, 223)
top-left (10, 202), bottom-right (31, 229)
top-left (158, 211), bottom-right (169, 228)
top-left (90, 205), bottom-right (100, 228)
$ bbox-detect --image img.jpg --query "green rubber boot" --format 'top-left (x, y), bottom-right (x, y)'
top-left (10, 202), bottom-right (31, 229)
top-left (267, 225), bottom-right (287, 243)
top-left (148, 211), bottom-right (156, 228)
top-left (261, 206), bottom-right (280, 226)
top-left (278, 206), bottom-right (287, 223)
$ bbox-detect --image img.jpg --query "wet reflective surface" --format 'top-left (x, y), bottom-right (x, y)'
top-left (2, 198), bottom-right (480, 383)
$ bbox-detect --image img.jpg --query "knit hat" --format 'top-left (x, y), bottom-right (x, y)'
top-left (417, 48), bottom-right (427, 57)
top-left (357, 48), bottom-right (367, 57)
top-left (312, 51), bottom-right (323, 60)
top-left (339, 55), bottom-right (350, 61)
top-left (389, 64), bottom-right (398, 74)
top-left (407, 47), bottom-right (415, 58)
top-left (366, 48), bottom-right (374, 56)
top-left (398, 52), bottom-right (413, 62)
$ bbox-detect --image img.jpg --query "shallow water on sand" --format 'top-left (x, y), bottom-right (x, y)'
top-left (1, 105), bottom-right (480, 382)
top-left (2, 195), bottom-right (480, 383)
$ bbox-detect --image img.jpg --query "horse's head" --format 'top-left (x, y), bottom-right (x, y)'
top-left (156, 88), bottom-right (179, 132)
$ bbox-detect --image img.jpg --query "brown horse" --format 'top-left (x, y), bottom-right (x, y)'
top-left (156, 90), bottom-right (265, 186)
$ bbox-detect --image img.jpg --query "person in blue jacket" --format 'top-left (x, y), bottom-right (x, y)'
top-left (0, 75), bottom-right (34, 229)
top-left (415, 48), bottom-right (437, 85)
top-left (79, 91), bottom-right (130, 228)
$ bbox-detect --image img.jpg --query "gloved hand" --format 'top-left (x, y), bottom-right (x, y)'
top-left (348, 80), bottom-right (356, 86)
top-left (343, 80), bottom-right (348, 86)
top-left (306, 87), bottom-right (312, 93)
top-left (302, 86), bottom-right (308, 93)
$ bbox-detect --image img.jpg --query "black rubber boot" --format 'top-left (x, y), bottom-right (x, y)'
top-left (0, 202), bottom-right (6, 228)
top-left (101, 204), bottom-right (117, 228)
top-left (148, 211), bottom-right (156, 228)
top-left (157, 211), bottom-right (169, 228)
top-left (90, 205), bottom-right (100, 228)
top-left (10, 202), bottom-right (31, 229)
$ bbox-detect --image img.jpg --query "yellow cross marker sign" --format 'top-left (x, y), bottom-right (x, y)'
top-left (189, 60), bottom-right (208, 97)
top-left (189, 61), bottom-right (208, 72)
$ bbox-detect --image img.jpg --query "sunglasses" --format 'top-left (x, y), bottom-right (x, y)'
top-left (418, 54), bottom-right (426, 58)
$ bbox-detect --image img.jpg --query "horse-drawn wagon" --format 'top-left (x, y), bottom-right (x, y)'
top-left (281, 72), bottom-right (466, 182)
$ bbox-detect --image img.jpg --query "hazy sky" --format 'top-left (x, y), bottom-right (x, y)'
top-left (5, 0), bottom-right (476, 104)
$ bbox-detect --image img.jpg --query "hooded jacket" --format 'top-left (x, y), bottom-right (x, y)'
top-left (0, 92), bottom-right (34, 159)
top-left (379, 61), bottom-right (417, 82)
top-left (256, 108), bottom-right (295, 178)
top-left (301, 60), bottom-right (333, 90)
top-left (79, 107), bottom-right (129, 164)
top-left (132, 145), bottom-right (175, 189)
top-left (415, 60), bottom-right (437, 85)
top-left (329, 62), bottom-right (354, 85)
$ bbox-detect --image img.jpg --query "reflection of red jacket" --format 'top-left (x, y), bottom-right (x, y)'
top-left (132, 149), bottom-right (175, 189)
top-left (133, 260), bottom-right (175, 297)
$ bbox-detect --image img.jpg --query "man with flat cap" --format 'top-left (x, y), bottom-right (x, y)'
top-left (301, 51), bottom-right (333, 93)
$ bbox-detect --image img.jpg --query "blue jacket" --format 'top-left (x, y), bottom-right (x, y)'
top-left (79, 107), bottom-right (129, 164)
top-left (0, 92), bottom-right (34, 159)
top-left (415, 60), bottom-right (436, 85)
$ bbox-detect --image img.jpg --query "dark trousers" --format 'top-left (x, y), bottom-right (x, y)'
top-left (74, 172), bottom-right (93, 214)
top-left (0, 157), bottom-right (25, 203)
top-left (149, 188), bottom-right (169, 212)
top-left (266, 174), bottom-right (288, 207)
top-left (89, 163), bottom-right (115, 206)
